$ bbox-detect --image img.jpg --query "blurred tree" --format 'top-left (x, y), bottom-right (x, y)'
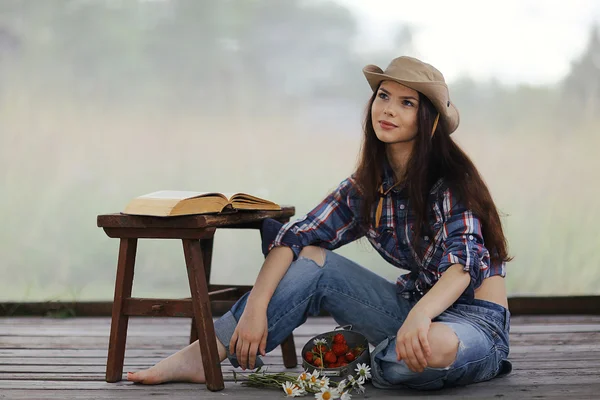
top-left (562, 25), bottom-right (600, 121)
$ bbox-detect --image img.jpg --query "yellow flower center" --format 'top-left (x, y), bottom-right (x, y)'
top-left (286, 388), bottom-right (293, 395)
top-left (323, 392), bottom-right (331, 400)
top-left (300, 373), bottom-right (306, 380)
top-left (311, 376), bottom-right (317, 383)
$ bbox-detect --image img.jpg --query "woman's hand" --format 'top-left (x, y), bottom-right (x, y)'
top-left (395, 309), bottom-right (432, 372)
top-left (229, 306), bottom-right (269, 370)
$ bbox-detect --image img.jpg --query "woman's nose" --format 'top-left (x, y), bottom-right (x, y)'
top-left (383, 106), bottom-right (396, 117)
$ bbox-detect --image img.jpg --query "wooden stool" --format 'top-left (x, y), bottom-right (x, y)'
top-left (97, 207), bottom-right (297, 391)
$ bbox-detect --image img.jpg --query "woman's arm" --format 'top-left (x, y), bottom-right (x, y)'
top-left (396, 185), bottom-right (490, 373)
top-left (411, 263), bottom-right (470, 319)
top-left (229, 246), bottom-right (294, 370)
top-left (266, 176), bottom-right (365, 259)
top-left (395, 264), bottom-right (470, 373)
top-left (246, 246), bottom-right (295, 311)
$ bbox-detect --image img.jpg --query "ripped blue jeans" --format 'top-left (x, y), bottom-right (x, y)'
top-left (213, 249), bottom-right (512, 390)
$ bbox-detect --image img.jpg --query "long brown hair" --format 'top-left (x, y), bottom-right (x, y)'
top-left (354, 85), bottom-right (512, 266)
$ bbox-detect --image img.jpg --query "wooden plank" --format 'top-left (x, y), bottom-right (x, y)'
top-left (2, 343), bottom-right (600, 359)
top-left (3, 297), bottom-right (600, 317)
top-left (3, 358), bottom-right (600, 373)
top-left (4, 331), bottom-right (600, 349)
top-left (0, 384), bottom-right (599, 400)
top-left (0, 345), bottom-right (600, 360)
top-left (3, 322), bottom-right (600, 336)
top-left (2, 368), bottom-right (600, 386)
top-left (3, 351), bottom-right (600, 365)
top-left (10, 314), bottom-right (600, 328)
top-left (511, 315), bottom-right (600, 324)
top-left (0, 314), bottom-right (523, 326)
top-left (508, 295), bottom-right (600, 315)
top-left (103, 227), bottom-right (216, 239)
top-left (121, 290), bottom-right (245, 318)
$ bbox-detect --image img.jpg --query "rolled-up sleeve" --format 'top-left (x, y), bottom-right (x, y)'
top-left (437, 187), bottom-right (490, 299)
top-left (261, 177), bottom-right (364, 260)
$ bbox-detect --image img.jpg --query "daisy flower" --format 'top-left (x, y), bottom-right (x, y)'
top-left (355, 379), bottom-right (365, 393)
top-left (355, 363), bottom-right (372, 380)
top-left (315, 387), bottom-right (340, 400)
top-left (336, 379), bottom-right (347, 391)
top-left (347, 375), bottom-right (365, 394)
top-left (318, 376), bottom-right (330, 389)
top-left (313, 338), bottom-right (327, 346)
top-left (340, 391), bottom-right (352, 400)
top-left (308, 370), bottom-right (321, 387)
top-left (297, 370), bottom-right (310, 388)
top-left (282, 381), bottom-right (302, 397)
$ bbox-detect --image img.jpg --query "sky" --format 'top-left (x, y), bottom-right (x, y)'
top-left (333, 0), bottom-right (600, 85)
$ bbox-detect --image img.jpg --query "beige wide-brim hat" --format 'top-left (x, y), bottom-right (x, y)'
top-left (363, 56), bottom-right (460, 134)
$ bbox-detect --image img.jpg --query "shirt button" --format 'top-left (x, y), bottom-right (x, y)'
top-left (402, 293), bottom-right (410, 299)
top-left (402, 240), bottom-right (407, 245)
top-left (424, 236), bottom-right (429, 241)
top-left (468, 235), bottom-right (474, 240)
top-left (399, 204), bottom-right (405, 210)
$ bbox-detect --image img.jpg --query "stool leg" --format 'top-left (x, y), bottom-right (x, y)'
top-left (182, 239), bottom-right (224, 392)
top-left (106, 238), bottom-right (137, 382)
top-left (280, 334), bottom-right (298, 368)
top-left (189, 237), bottom-right (214, 344)
top-left (190, 318), bottom-right (198, 344)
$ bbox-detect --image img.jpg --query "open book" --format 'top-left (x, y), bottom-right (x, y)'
top-left (122, 190), bottom-right (281, 217)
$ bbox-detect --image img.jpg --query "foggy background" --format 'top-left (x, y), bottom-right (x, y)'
top-left (1, 0), bottom-right (599, 302)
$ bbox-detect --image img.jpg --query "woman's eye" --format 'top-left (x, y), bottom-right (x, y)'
top-left (378, 92), bottom-right (389, 100)
top-left (403, 100), bottom-right (414, 107)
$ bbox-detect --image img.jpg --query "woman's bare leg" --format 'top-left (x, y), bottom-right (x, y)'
top-left (127, 339), bottom-right (227, 384)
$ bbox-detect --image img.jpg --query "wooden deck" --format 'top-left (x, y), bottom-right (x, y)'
top-left (1, 315), bottom-right (599, 399)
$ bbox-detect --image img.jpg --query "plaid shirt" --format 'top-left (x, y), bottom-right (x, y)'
top-left (265, 164), bottom-right (506, 302)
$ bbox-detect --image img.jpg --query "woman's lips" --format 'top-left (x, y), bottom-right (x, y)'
top-left (379, 121), bottom-right (397, 130)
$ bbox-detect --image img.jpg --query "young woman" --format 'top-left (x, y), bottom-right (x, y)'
top-left (128, 56), bottom-right (512, 390)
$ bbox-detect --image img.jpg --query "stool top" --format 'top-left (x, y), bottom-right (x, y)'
top-left (97, 206), bottom-right (295, 229)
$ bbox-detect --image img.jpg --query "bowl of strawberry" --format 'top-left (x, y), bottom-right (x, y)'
top-left (301, 326), bottom-right (370, 377)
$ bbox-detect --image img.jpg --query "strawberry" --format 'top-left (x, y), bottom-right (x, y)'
top-left (333, 333), bottom-right (346, 344)
top-left (339, 361), bottom-right (348, 367)
top-left (313, 357), bottom-right (322, 367)
top-left (337, 354), bottom-right (347, 363)
top-left (324, 350), bottom-right (337, 364)
top-left (344, 351), bottom-right (355, 362)
top-left (332, 343), bottom-right (349, 356)
top-left (329, 362), bottom-right (339, 368)
top-left (312, 344), bottom-right (327, 353)
top-left (304, 351), bottom-right (313, 362)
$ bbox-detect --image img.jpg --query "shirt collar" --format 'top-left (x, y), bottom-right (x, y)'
top-left (381, 158), bottom-right (404, 195)
top-left (381, 157), bottom-right (445, 196)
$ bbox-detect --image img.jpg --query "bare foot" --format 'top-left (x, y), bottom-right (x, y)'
top-left (127, 339), bottom-right (226, 384)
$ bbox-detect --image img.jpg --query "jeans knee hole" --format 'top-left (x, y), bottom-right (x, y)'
top-left (298, 247), bottom-right (326, 268)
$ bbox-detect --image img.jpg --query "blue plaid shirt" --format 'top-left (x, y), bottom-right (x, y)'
top-left (262, 164), bottom-right (506, 302)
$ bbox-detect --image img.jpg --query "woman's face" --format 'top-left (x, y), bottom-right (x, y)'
top-left (371, 80), bottom-right (420, 144)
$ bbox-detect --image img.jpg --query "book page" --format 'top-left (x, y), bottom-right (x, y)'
top-left (139, 191), bottom-right (227, 200)
top-left (229, 193), bottom-right (276, 204)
